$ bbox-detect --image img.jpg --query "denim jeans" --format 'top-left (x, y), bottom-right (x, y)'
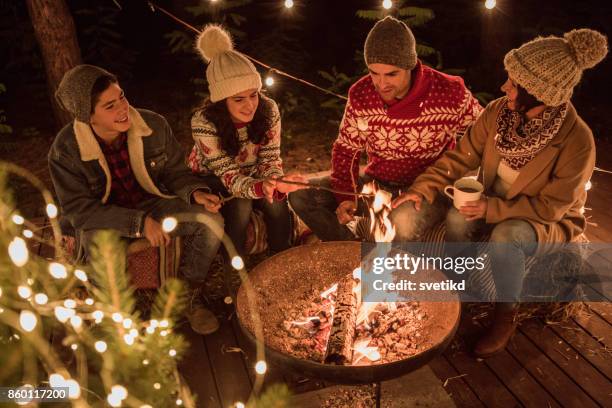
top-left (288, 176), bottom-right (447, 242)
top-left (445, 206), bottom-right (538, 301)
top-left (201, 175), bottom-right (292, 256)
top-left (80, 196), bottom-right (224, 284)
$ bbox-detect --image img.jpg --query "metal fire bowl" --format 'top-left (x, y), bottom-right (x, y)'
top-left (236, 241), bottom-right (460, 384)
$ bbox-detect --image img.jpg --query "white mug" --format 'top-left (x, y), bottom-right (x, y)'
top-left (444, 177), bottom-right (483, 209)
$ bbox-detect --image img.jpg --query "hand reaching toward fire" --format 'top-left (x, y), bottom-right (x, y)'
top-left (275, 174), bottom-right (309, 194)
top-left (336, 200), bottom-right (357, 224)
top-left (392, 193), bottom-right (423, 211)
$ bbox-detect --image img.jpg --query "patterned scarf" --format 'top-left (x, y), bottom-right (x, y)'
top-left (495, 99), bottom-right (567, 170)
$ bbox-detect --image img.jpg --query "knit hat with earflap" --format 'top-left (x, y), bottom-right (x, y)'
top-left (364, 16), bottom-right (417, 70)
top-left (504, 28), bottom-right (608, 106)
top-left (56, 64), bottom-right (115, 122)
top-left (196, 25), bottom-right (262, 103)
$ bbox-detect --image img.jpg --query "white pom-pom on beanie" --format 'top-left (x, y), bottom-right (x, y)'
top-left (196, 24), bottom-right (261, 102)
top-left (503, 28), bottom-right (608, 106)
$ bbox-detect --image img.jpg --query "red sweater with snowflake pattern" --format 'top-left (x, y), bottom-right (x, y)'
top-left (331, 61), bottom-right (483, 202)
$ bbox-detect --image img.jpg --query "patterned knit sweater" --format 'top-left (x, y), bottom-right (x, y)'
top-left (331, 61), bottom-right (483, 202)
top-left (187, 96), bottom-right (284, 199)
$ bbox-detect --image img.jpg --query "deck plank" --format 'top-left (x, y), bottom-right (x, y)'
top-left (428, 356), bottom-right (485, 408)
top-left (573, 308), bottom-right (612, 349)
top-left (507, 329), bottom-right (599, 407)
top-left (443, 349), bottom-right (521, 407)
top-left (203, 317), bottom-right (253, 407)
top-left (177, 325), bottom-right (222, 408)
top-left (520, 318), bottom-right (611, 407)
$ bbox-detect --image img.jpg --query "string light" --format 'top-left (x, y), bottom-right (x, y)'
top-left (255, 360), bottom-right (267, 374)
top-left (159, 319), bottom-right (169, 328)
top-left (66, 380), bottom-right (81, 399)
top-left (95, 340), bottom-right (108, 353)
top-left (129, 328), bottom-right (138, 338)
top-left (54, 306), bottom-right (75, 323)
top-left (160, 330), bottom-right (168, 337)
top-left (231, 255), bottom-right (244, 270)
top-left (111, 385), bottom-right (128, 401)
top-left (18, 285), bottom-right (32, 299)
top-left (235, 402), bottom-right (245, 408)
top-left (70, 344), bottom-right (78, 351)
top-left (141, 405), bottom-right (153, 408)
top-left (382, 0), bottom-right (393, 10)
top-left (169, 349), bottom-right (177, 357)
top-left (19, 310), bottom-right (37, 332)
top-left (585, 180), bottom-right (592, 191)
top-left (265, 75), bottom-right (275, 87)
top-left (12, 214), bottom-right (25, 225)
top-left (49, 374), bottom-right (64, 387)
top-left (112, 312), bottom-right (123, 323)
top-left (162, 217), bottom-right (178, 232)
top-left (143, 359), bottom-right (150, 366)
top-left (9, 237), bottom-right (29, 266)
top-left (34, 293), bottom-right (48, 305)
top-left (64, 299), bottom-right (77, 309)
top-left (49, 263), bottom-right (68, 279)
top-left (122, 318), bottom-right (133, 329)
top-left (485, 0), bottom-right (496, 9)
top-left (146, 326), bottom-right (155, 334)
top-left (23, 229), bottom-right (33, 238)
top-left (124, 334), bottom-right (135, 345)
top-left (107, 393), bottom-right (122, 407)
top-left (46, 203), bottom-right (58, 218)
top-left (92, 310), bottom-right (104, 322)
top-left (74, 269), bottom-right (88, 282)
top-left (176, 399), bottom-right (183, 406)
top-left (85, 298), bottom-right (94, 305)
top-left (70, 315), bottom-right (83, 330)
top-left (153, 383), bottom-right (161, 390)
top-left (284, 0), bottom-right (294, 8)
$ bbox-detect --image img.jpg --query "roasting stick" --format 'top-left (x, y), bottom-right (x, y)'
top-left (217, 176), bottom-right (376, 204)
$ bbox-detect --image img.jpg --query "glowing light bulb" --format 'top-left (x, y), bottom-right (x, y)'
top-left (95, 341), bottom-right (107, 353)
top-left (255, 360), bottom-right (267, 374)
top-left (176, 399), bottom-right (183, 406)
top-left (382, 0), bottom-right (392, 10)
top-left (159, 319), bottom-right (169, 328)
top-left (20, 310), bottom-right (37, 332)
top-left (49, 262), bottom-right (68, 279)
top-left (12, 214), bottom-right (25, 225)
top-left (122, 318), bottom-right (133, 329)
top-left (46, 203), bottom-right (58, 218)
top-left (129, 328), bottom-right (138, 338)
top-left (485, 0), bottom-right (496, 9)
top-left (54, 306), bottom-right (74, 323)
top-left (74, 269), bottom-right (88, 282)
top-left (18, 285), bottom-right (32, 299)
top-left (70, 344), bottom-right (78, 350)
top-left (153, 383), bottom-right (161, 390)
top-left (70, 315), bottom-right (83, 330)
top-left (265, 76), bottom-right (274, 87)
top-left (143, 359), bottom-right (150, 365)
top-left (92, 310), bottom-right (104, 321)
top-left (49, 374), bottom-right (64, 388)
top-left (111, 385), bottom-right (128, 400)
top-left (85, 298), bottom-right (94, 306)
top-left (284, 0), bottom-right (294, 8)
top-left (107, 393), bottom-right (122, 407)
top-left (112, 312), bottom-right (123, 323)
top-left (64, 299), bottom-right (77, 309)
top-left (160, 330), bottom-right (168, 337)
top-left (124, 334), bottom-right (135, 345)
top-left (235, 402), bottom-right (245, 408)
top-left (162, 217), bottom-right (178, 232)
top-left (146, 326), bottom-right (155, 334)
top-left (585, 180), bottom-right (592, 191)
top-left (169, 349), bottom-right (177, 357)
top-left (9, 237), bottom-right (29, 266)
top-left (66, 380), bottom-right (81, 399)
top-left (23, 229), bottom-right (33, 238)
top-left (34, 293), bottom-right (48, 305)
top-left (231, 255), bottom-right (244, 270)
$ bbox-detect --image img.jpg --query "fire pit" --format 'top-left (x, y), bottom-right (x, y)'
top-left (236, 241), bottom-right (461, 384)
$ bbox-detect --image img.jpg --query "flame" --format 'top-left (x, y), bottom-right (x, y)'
top-left (352, 338), bottom-right (381, 365)
top-left (362, 182), bottom-right (396, 242)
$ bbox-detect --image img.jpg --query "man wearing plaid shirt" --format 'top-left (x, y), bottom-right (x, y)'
top-left (49, 65), bottom-right (224, 335)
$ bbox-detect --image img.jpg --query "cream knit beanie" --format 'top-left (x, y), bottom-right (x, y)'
top-left (504, 28), bottom-right (608, 106)
top-left (196, 25), bottom-right (262, 103)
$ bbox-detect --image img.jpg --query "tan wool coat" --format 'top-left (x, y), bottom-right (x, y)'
top-left (408, 97), bottom-right (596, 246)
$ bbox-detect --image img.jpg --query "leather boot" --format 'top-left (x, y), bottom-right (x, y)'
top-left (185, 282), bottom-right (219, 335)
top-left (473, 303), bottom-right (518, 358)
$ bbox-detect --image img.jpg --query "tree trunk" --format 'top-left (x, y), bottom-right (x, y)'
top-left (26, 0), bottom-right (82, 128)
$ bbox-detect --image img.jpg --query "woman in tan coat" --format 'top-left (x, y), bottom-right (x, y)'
top-left (393, 28), bottom-right (608, 357)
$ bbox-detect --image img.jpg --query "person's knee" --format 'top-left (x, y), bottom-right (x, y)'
top-left (490, 220), bottom-right (535, 245)
top-left (445, 208), bottom-right (469, 234)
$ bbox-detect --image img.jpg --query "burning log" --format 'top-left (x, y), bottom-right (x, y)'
top-left (324, 273), bottom-right (361, 364)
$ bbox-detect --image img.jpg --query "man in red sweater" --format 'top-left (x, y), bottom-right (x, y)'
top-left (290, 16), bottom-right (482, 241)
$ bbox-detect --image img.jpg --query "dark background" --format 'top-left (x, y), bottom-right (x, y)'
top-left (1, 0), bottom-right (611, 165)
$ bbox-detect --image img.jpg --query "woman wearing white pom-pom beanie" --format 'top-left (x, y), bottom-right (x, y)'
top-left (187, 25), bottom-right (306, 263)
top-left (394, 28), bottom-right (608, 357)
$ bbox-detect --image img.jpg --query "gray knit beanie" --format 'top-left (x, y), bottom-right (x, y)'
top-left (56, 64), bottom-right (115, 122)
top-left (196, 25), bottom-right (262, 103)
top-left (364, 16), bottom-right (417, 70)
top-left (504, 28), bottom-right (608, 106)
